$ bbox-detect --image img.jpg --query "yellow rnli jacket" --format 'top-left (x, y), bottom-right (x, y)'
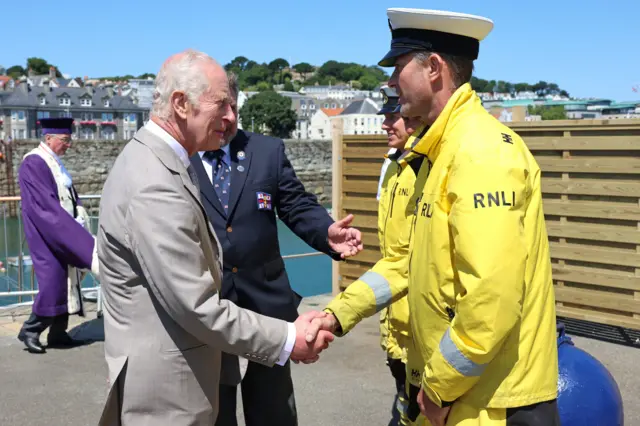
top-left (325, 141), bottom-right (425, 361)
top-left (406, 83), bottom-right (558, 410)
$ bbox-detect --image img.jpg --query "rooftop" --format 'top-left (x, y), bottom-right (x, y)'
top-left (321, 108), bottom-right (344, 117)
top-left (0, 85), bottom-right (144, 111)
top-left (340, 98), bottom-right (379, 115)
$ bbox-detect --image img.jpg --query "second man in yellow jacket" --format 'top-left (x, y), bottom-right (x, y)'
top-left (321, 86), bottom-right (427, 425)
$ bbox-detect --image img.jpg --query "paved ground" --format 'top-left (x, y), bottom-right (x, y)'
top-left (0, 294), bottom-right (638, 425)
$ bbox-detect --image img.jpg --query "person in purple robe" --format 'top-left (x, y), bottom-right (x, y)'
top-left (17, 118), bottom-right (98, 354)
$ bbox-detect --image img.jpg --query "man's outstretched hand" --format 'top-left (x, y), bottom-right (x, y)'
top-left (290, 311), bottom-right (335, 364)
top-left (328, 214), bottom-right (363, 259)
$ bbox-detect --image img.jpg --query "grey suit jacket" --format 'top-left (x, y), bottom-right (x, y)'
top-left (97, 127), bottom-right (289, 426)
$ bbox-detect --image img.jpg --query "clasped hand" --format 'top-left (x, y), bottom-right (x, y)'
top-left (290, 311), bottom-right (339, 364)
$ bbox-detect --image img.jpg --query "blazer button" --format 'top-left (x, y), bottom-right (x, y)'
top-left (232, 267), bottom-right (238, 273)
top-left (226, 226), bottom-right (232, 233)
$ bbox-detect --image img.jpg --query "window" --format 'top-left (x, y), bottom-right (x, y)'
top-left (81, 128), bottom-right (94, 140)
top-left (332, 103), bottom-right (337, 108)
top-left (101, 127), bottom-right (115, 140)
top-left (59, 97), bottom-right (70, 106)
top-left (40, 97), bottom-right (46, 106)
top-left (59, 111), bottom-right (72, 118)
top-left (37, 111), bottom-right (50, 119)
top-left (103, 99), bottom-right (110, 107)
top-left (81, 98), bottom-right (92, 107)
top-left (12, 110), bottom-right (25, 121)
top-left (353, 118), bottom-right (357, 126)
top-left (102, 113), bottom-right (114, 121)
top-left (128, 113), bottom-right (136, 122)
top-left (301, 104), bottom-right (307, 110)
top-left (310, 104), bottom-right (316, 110)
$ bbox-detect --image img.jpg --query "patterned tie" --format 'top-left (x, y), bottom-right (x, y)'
top-left (205, 150), bottom-right (231, 213)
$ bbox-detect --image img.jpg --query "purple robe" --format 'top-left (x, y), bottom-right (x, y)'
top-left (18, 155), bottom-right (95, 317)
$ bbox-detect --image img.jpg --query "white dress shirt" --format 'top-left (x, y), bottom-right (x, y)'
top-left (376, 148), bottom-right (396, 201)
top-left (145, 122), bottom-right (296, 365)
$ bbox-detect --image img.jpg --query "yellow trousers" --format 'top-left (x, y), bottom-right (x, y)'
top-left (409, 399), bottom-right (559, 426)
top-left (410, 402), bottom-right (508, 426)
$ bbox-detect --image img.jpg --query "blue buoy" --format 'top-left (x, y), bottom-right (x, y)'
top-left (557, 323), bottom-right (624, 426)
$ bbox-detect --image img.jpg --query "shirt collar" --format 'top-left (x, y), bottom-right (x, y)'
top-left (145, 119), bottom-right (190, 168)
top-left (198, 143), bottom-right (230, 164)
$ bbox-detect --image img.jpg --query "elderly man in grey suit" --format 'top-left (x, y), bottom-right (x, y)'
top-left (97, 49), bottom-right (343, 425)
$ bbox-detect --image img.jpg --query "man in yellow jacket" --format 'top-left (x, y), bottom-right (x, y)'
top-left (322, 86), bottom-right (427, 425)
top-left (376, 8), bottom-right (560, 426)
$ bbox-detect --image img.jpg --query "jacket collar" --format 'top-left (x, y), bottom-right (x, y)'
top-left (410, 83), bottom-right (479, 164)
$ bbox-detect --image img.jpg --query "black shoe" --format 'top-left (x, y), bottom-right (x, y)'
top-left (17, 332), bottom-right (46, 354)
top-left (47, 332), bottom-right (85, 348)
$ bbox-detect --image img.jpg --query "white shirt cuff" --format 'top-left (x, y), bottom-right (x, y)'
top-left (276, 322), bottom-right (297, 366)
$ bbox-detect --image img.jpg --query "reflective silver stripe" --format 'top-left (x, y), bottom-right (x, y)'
top-left (359, 271), bottom-right (392, 312)
top-left (439, 328), bottom-right (486, 377)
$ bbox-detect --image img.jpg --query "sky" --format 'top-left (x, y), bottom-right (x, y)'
top-left (3, 0), bottom-right (639, 102)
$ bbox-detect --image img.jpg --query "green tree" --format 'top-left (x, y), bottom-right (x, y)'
top-left (358, 74), bottom-right (379, 91)
top-left (341, 65), bottom-right (363, 82)
top-left (242, 64), bottom-right (271, 87)
top-left (317, 60), bottom-right (347, 79)
top-left (26, 57), bottom-right (61, 77)
top-left (283, 81), bottom-right (295, 92)
top-left (7, 65), bottom-right (25, 79)
top-left (293, 62), bottom-right (314, 75)
top-left (256, 81), bottom-right (271, 92)
top-left (363, 65), bottom-right (388, 82)
top-left (137, 73), bottom-right (156, 79)
top-left (528, 105), bottom-right (567, 120)
top-left (268, 58), bottom-right (290, 84)
top-left (240, 91), bottom-right (297, 138)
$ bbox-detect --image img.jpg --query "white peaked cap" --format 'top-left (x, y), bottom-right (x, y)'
top-left (379, 8), bottom-right (494, 67)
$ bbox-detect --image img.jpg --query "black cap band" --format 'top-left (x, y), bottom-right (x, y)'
top-left (390, 28), bottom-right (479, 60)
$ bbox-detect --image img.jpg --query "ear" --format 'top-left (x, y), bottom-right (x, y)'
top-left (427, 54), bottom-right (447, 83)
top-left (171, 91), bottom-right (189, 120)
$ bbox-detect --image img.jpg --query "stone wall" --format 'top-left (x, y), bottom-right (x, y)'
top-left (283, 139), bottom-right (332, 205)
top-left (0, 138), bottom-right (333, 211)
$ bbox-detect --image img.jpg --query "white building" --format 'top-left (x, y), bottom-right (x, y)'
top-left (339, 98), bottom-right (384, 135)
top-left (300, 84), bottom-right (373, 101)
top-left (308, 108), bottom-right (344, 140)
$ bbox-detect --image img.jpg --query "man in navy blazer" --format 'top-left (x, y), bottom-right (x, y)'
top-left (190, 74), bottom-right (362, 426)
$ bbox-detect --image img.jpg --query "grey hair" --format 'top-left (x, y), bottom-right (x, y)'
top-left (414, 51), bottom-right (474, 89)
top-left (151, 49), bottom-right (214, 120)
top-left (227, 71), bottom-right (239, 100)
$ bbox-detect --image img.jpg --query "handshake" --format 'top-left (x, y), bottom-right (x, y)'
top-left (289, 310), bottom-right (340, 364)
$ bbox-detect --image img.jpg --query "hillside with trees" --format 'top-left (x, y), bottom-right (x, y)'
top-left (224, 56), bottom-right (389, 92)
top-left (4, 55), bottom-right (570, 101)
top-left (223, 56), bottom-right (571, 98)
top-left (471, 77), bottom-right (570, 97)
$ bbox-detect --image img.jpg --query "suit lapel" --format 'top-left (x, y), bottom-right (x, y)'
top-left (227, 136), bottom-right (251, 218)
top-left (190, 153), bottom-right (227, 218)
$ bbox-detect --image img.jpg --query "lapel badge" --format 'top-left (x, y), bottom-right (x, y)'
top-left (237, 151), bottom-right (246, 160)
top-left (237, 165), bottom-right (245, 172)
top-left (256, 192), bottom-right (272, 211)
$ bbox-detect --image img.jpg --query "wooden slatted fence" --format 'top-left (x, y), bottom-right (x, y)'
top-left (331, 118), bottom-right (640, 331)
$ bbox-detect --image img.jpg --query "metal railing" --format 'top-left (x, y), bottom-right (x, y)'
top-left (0, 194), bottom-right (103, 312)
top-left (0, 194), bottom-right (324, 314)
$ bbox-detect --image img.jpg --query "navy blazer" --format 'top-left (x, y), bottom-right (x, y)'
top-left (190, 130), bottom-right (340, 322)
